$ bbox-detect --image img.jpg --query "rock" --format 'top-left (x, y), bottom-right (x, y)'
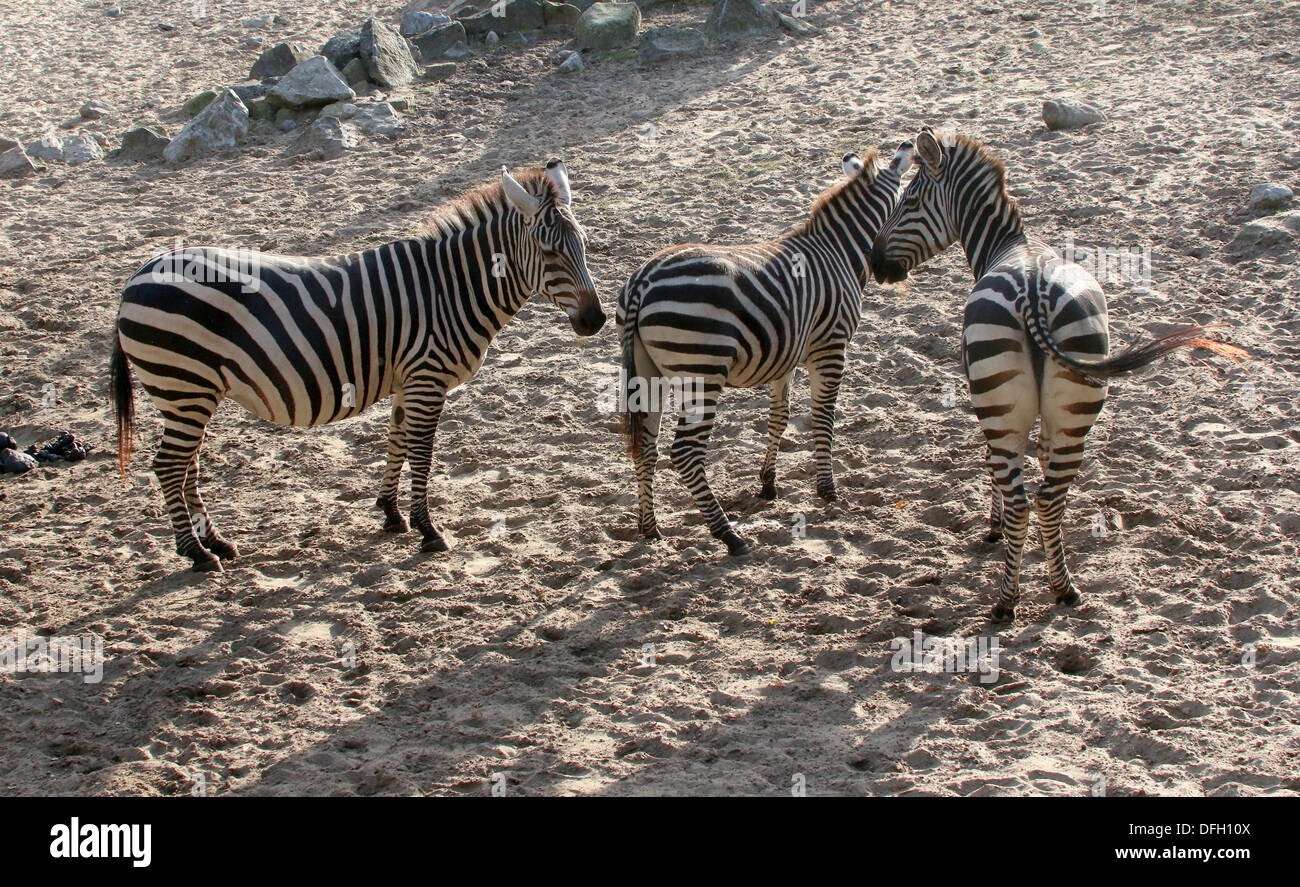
top-left (62, 133), bottom-right (103, 164)
top-left (27, 133), bottom-right (65, 161)
top-left (268, 56), bottom-right (356, 109)
top-left (543, 1), bottom-right (582, 27)
top-left (485, 30), bottom-right (500, 46)
top-left (423, 62), bottom-right (457, 81)
top-left (777, 12), bottom-right (818, 35)
top-left (1250, 183), bottom-right (1293, 212)
top-left (116, 126), bottom-right (169, 161)
top-left (0, 143), bottom-right (37, 178)
top-left (360, 18), bottom-right (420, 89)
top-left (707, 0), bottom-right (779, 36)
top-left (0, 136), bottom-right (17, 152)
top-left (1227, 211), bottom-right (1300, 259)
top-left (230, 81), bottom-right (270, 105)
top-left (341, 57), bottom-right (370, 87)
top-left (401, 11), bottom-right (451, 36)
top-left (247, 96), bottom-right (274, 121)
top-left (558, 50), bottom-right (583, 73)
top-left (410, 21), bottom-right (468, 63)
top-left (290, 117), bottom-right (358, 161)
top-left (79, 100), bottom-right (111, 120)
top-left (105, 6), bottom-right (122, 15)
top-left (182, 90), bottom-right (218, 118)
top-left (249, 42), bottom-right (311, 80)
top-left (320, 30), bottom-right (361, 71)
top-left (640, 26), bottom-right (707, 62)
top-left (459, 0), bottom-right (548, 36)
top-left (322, 101), bottom-right (403, 135)
top-left (163, 88), bottom-right (249, 163)
top-left (576, 2), bottom-right (641, 49)
top-left (1042, 99), bottom-right (1107, 131)
top-left (244, 14), bottom-right (274, 29)
top-left (241, 35), bottom-right (263, 51)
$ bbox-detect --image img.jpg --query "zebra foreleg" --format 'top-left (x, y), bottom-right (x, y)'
top-left (183, 451), bottom-right (237, 560)
top-left (808, 357), bottom-right (844, 502)
top-left (404, 389), bottom-right (449, 553)
top-left (671, 381), bottom-right (749, 556)
top-left (376, 394), bottom-right (409, 533)
top-left (758, 374), bottom-right (792, 501)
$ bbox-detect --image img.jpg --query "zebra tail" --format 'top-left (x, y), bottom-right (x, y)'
top-left (619, 280), bottom-right (645, 459)
top-left (109, 332), bottom-right (135, 476)
top-left (1023, 296), bottom-right (1248, 381)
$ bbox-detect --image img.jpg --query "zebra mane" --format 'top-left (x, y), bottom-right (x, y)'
top-left (787, 146), bottom-right (881, 238)
top-left (940, 132), bottom-right (1023, 224)
top-left (417, 168), bottom-right (559, 239)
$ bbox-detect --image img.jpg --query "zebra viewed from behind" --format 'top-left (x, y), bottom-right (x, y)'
top-left (620, 143), bottom-right (914, 556)
top-left (110, 161), bottom-right (605, 571)
top-left (870, 127), bottom-right (1247, 621)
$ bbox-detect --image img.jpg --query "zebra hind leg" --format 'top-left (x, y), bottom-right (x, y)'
top-left (670, 379), bottom-right (749, 556)
top-left (183, 451), bottom-right (237, 560)
top-left (986, 435), bottom-right (1032, 623)
top-left (152, 410), bottom-right (222, 572)
top-left (984, 460), bottom-right (1005, 542)
top-left (758, 374), bottom-right (791, 501)
top-left (808, 356), bottom-right (844, 502)
top-left (376, 395), bottom-right (409, 533)
top-left (1037, 396), bottom-right (1103, 609)
top-left (632, 403), bottom-right (663, 539)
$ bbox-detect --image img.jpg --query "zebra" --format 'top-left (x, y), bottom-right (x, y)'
top-left (870, 126), bottom-right (1247, 621)
top-left (619, 143), bottom-right (914, 556)
top-left (110, 161), bottom-right (605, 572)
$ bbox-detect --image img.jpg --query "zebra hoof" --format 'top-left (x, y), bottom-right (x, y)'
top-left (1056, 588), bottom-right (1082, 608)
top-left (206, 537), bottom-right (238, 560)
top-left (640, 527), bottom-right (662, 541)
top-left (191, 554), bottom-right (222, 573)
top-left (989, 603), bottom-right (1015, 623)
top-left (720, 531), bottom-right (751, 557)
top-left (817, 483), bottom-right (838, 503)
top-left (382, 514), bottom-right (409, 534)
top-left (758, 483), bottom-right (778, 501)
top-left (983, 528), bottom-right (1004, 543)
top-left (420, 534), bottom-right (449, 553)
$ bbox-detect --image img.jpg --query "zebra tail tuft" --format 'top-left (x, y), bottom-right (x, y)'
top-left (619, 281), bottom-right (645, 460)
top-left (109, 333), bottom-right (135, 477)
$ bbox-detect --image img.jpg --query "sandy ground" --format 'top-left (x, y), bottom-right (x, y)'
top-left (0, 0), bottom-right (1298, 796)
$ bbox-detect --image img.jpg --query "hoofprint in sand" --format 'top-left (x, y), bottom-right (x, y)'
top-left (0, 0), bottom-right (1296, 795)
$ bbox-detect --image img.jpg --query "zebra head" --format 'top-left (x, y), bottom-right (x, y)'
top-left (500, 161), bottom-right (606, 337)
top-left (870, 126), bottom-right (965, 284)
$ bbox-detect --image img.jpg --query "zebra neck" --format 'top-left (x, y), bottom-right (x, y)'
top-left (801, 181), bottom-right (884, 286)
top-left (423, 219), bottom-right (533, 327)
top-left (959, 196), bottom-right (1027, 280)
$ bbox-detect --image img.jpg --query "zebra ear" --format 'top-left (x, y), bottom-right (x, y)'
top-left (842, 153), bottom-right (865, 177)
top-left (889, 141), bottom-right (915, 173)
top-left (501, 166), bottom-right (541, 220)
top-left (916, 127), bottom-right (944, 176)
top-left (545, 158), bottom-right (572, 205)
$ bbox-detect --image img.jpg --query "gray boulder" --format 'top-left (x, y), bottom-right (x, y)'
top-left (1250, 183), bottom-right (1294, 213)
top-left (0, 143), bottom-right (37, 178)
top-left (164, 89), bottom-right (250, 163)
top-left (402, 11), bottom-right (451, 35)
top-left (460, 1), bottom-right (547, 36)
top-left (79, 100), bottom-right (111, 120)
top-left (423, 62), bottom-right (457, 81)
top-left (707, 0), bottom-right (779, 36)
top-left (576, 2), bottom-right (641, 49)
top-left (250, 42), bottom-right (311, 80)
top-left (321, 30), bottom-right (361, 71)
top-left (361, 18), bottom-right (420, 89)
top-left (558, 50), bottom-right (584, 73)
top-left (543, 1), bottom-right (582, 27)
top-left (27, 133), bottom-right (65, 161)
top-left (183, 90), bottom-right (218, 118)
top-left (1042, 99), bottom-right (1107, 131)
top-left (640, 26), bottom-right (707, 62)
top-left (230, 81), bottom-right (271, 105)
top-left (117, 126), bottom-right (170, 162)
top-left (62, 133), bottom-right (104, 165)
top-left (321, 101), bottom-right (404, 136)
top-left (341, 57), bottom-right (370, 86)
top-left (290, 117), bottom-right (358, 161)
top-left (410, 21), bottom-right (468, 62)
top-left (268, 56), bottom-right (356, 109)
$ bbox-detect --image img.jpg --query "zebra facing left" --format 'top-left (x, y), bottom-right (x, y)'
top-left (110, 161), bottom-right (605, 571)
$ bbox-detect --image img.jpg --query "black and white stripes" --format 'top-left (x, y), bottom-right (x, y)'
top-left (620, 144), bottom-right (913, 555)
top-left (871, 127), bottom-right (1246, 621)
top-left (111, 161), bottom-right (604, 571)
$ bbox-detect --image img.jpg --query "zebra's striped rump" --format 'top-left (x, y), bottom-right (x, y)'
top-left (871, 126), bottom-right (1246, 621)
top-left (111, 161), bottom-right (605, 571)
top-left (619, 144), bottom-right (913, 556)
